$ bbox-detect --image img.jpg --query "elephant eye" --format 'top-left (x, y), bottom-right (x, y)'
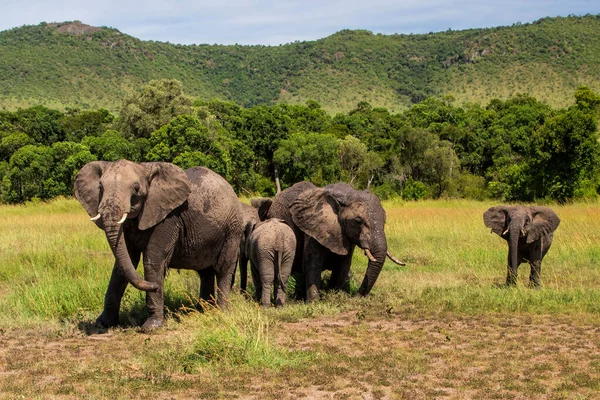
top-left (133, 182), bottom-right (140, 194)
top-left (354, 216), bottom-right (364, 225)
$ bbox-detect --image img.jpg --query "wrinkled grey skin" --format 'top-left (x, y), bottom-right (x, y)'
top-left (237, 202), bottom-right (260, 292)
top-left (251, 181), bottom-right (315, 279)
top-left (74, 160), bottom-right (242, 330)
top-left (484, 205), bottom-right (560, 287)
top-left (245, 219), bottom-right (296, 307)
top-left (254, 182), bottom-right (397, 301)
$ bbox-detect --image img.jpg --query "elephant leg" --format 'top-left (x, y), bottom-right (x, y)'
top-left (529, 260), bottom-right (542, 288)
top-left (526, 239), bottom-right (543, 288)
top-left (239, 248), bottom-right (249, 293)
top-left (140, 228), bottom-right (178, 330)
top-left (328, 250), bottom-right (354, 291)
top-left (215, 234), bottom-right (239, 310)
top-left (259, 255), bottom-right (276, 307)
top-left (304, 238), bottom-right (324, 302)
top-left (261, 281), bottom-right (273, 308)
top-left (198, 268), bottom-right (216, 307)
top-left (97, 249), bottom-right (141, 328)
top-left (505, 250), bottom-right (519, 286)
top-left (275, 254), bottom-right (293, 307)
top-left (250, 262), bottom-right (262, 303)
top-left (142, 262), bottom-right (166, 330)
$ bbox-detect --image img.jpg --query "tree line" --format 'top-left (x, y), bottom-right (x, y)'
top-left (0, 79), bottom-right (599, 204)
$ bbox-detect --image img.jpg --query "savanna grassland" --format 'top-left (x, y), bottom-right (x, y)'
top-left (1, 198), bottom-right (600, 399)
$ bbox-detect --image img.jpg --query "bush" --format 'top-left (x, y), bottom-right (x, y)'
top-left (573, 179), bottom-right (599, 200)
top-left (447, 172), bottom-right (488, 200)
top-left (402, 178), bottom-right (429, 201)
top-left (370, 182), bottom-right (399, 200)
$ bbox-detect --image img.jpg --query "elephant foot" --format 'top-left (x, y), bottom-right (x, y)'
top-left (95, 312), bottom-right (119, 328)
top-left (306, 285), bottom-right (320, 302)
top-left (141, 317), bottom-right (164, 331)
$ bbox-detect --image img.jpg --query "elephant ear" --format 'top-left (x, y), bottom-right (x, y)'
top-left (250, 197), bottom-right (272, 221)
top-left (527, 207), bottom-right (560, 243)
top-left (290, 188), bottom-right (348, 255)
top-left (138, 163), bottom-right (192, 230)
top-left (483, 206), bottom-right (511, 237)
top-left (73, 161), bottom-right (110, 217)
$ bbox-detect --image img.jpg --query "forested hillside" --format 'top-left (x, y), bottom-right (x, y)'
top-left (0, 79), bottom-right (599, 204)
top-left (1, 16), bottom-right (600, 113)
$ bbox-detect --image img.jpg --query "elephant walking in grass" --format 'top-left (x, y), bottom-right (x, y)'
top-left (245, 219), bottom-right (296, 307)
top-left (253, 182), bottom-right (405, 301)
top-left (74, 160), bottom-right (243, 330)
top-left (484, 205), bottom-right (560, 287)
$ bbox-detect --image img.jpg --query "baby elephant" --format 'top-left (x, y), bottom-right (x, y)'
top-left (484, 205), bottom-right (560, 287)
top-left (246, 218), bottom-right (296, 307)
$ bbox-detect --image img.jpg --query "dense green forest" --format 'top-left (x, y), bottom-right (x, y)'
top-left (0, 79), bottom-right (598, 204)
top-left (1, 16), bottom-right (600, 113)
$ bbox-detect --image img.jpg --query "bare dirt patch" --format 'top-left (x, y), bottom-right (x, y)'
top-left (1, 312), bottom-right (599, 399)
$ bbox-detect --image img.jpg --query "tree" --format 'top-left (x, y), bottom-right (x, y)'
top-left (146, 115), bottom-right (233, 180)
top-left (47, 142), bottom-right (96, 197)
top-left (421, 141), bottom-right (459, 198)
top-left (82, 130), bottom-right (141, 161)
top-left (0, 132), bottom-right (33, 161)
top-left (119, 79), bottom-right (193, 139)
top-left (338, 135), bottom-right (383, 188)
top-left (14, 106), bottom-right (66, 145)
top-left (274, 132), bottom-right (340, 187)
top-left (3, 145), bottom-right (54, 202)
top-left (574, 86), bottom-right (600, 113)
top-left (529, 108), bottom-right (600, 202)
top-left (61, 108), bottom-right (114, 142)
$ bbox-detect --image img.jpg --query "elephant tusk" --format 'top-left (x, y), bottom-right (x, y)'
top-left (117, 213), bottom-right (128, 224)
top-left (502, 229), bottom-right (509, 235)
top-left (387, 251), bottom-right (406, 266)
top-left (364, 249), bottom-right (377, 262)
top-left (521, 229), bottom-right (526, 236)
top-left (90, 213), bottom-right (101, 222)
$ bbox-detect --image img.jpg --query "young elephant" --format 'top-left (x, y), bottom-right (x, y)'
top-left (245, 219), bottom-right (296, 307)
top-left (484, 205), bottom-right (560, 287)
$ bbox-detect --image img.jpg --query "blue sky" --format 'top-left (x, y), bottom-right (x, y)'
top-left (1, 0), bottom-right (599, 45)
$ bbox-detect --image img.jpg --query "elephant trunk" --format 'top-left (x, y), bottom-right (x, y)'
top-left (105, 222), bottom-right (159, 292)
top-left (508, 226), bottom-right (520, 285)
top-left (358, 234), bottom-right (387, 296)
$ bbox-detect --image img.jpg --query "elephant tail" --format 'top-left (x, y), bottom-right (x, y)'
top-left (275, 252), bottom-right (285, 293)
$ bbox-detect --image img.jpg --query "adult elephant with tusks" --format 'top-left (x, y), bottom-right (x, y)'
top-left (254, 182), bottom-right (405, 301)
top-left (74, 160), bottom-right (242, 330)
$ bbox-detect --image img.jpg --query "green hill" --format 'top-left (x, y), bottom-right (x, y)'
top-left (1, 16), bottom-right (600, 113)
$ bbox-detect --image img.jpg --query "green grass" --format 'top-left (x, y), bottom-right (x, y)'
top-left (2, 197), bottom-right (600, 323)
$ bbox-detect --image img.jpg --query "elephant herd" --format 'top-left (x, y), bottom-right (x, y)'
top-left (74, 160), bottom-right (560, 330)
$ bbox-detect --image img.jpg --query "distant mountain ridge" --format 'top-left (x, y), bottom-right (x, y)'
top-left (1, 15), bottom-right (599, 113)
